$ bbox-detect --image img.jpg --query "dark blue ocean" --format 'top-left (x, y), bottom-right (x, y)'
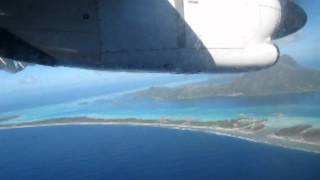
top-left (1, 125), bottom-right (320, 180)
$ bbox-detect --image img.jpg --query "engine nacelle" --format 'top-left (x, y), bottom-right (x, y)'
top-left (209, 43), bottom-right (279, 69)
top-left (180, 0), bottom-right (281, 70)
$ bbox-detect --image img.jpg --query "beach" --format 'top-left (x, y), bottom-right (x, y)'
top-left (1, 116), bottom-right (319, 154)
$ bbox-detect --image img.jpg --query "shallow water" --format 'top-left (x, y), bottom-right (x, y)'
top-left (2, 92), bottom-right (320, 128)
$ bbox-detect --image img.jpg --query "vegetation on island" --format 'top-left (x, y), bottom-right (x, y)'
top-left (130, 55), bottom-right (320, 100)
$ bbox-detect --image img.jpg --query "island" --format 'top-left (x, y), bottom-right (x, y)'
top-left (271, 124), bottom-right (320, 145)
top-left (129, 55), bottom-right (320, 100)
top-left (0, 116), bottom-right (266, 134)
top-left (0, 116), bottom-right (319, 153)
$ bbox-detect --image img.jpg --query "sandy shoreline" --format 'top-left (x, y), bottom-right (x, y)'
top-left (0, 121), bottom-right (260, 137)
top-left (0, 117), bottom-right (319, 154)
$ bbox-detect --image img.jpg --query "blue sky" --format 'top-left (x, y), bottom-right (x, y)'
top-left (0, 0), bottom-right (319, 97)
top-left (0, 66), bottom-right (207, 95)
top-left (276, 0), bottom-right (320, 67)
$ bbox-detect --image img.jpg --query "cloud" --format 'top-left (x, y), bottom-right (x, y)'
top-left (20, 76), bottom-right (38, 85)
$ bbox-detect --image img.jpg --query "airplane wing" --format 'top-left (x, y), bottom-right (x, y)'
top-left (0, 0), bottom-right (307, 73)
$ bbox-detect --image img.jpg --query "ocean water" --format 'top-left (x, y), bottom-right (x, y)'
top-left (2, 92), bottom-right (320, 128)
top-left (0, 125), bottom-right (319, 180)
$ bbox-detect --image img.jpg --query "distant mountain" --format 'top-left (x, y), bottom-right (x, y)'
top-left (130, 55), bottom-right (320, 100)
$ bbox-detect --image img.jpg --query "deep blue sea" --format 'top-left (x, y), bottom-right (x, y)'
top-left (0, 125), bottom-right (320, 180)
